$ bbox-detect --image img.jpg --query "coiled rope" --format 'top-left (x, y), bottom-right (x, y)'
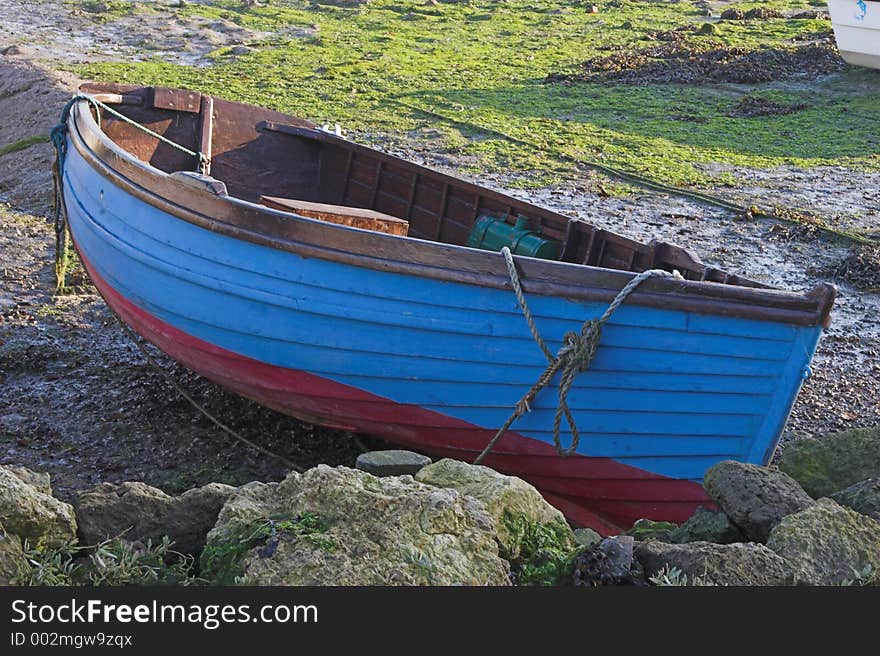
top-left (473, 247), bottom-right (682, 464)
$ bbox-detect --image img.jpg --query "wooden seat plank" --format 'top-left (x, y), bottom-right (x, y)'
top-left (260, 196), bottom-right (409, 236)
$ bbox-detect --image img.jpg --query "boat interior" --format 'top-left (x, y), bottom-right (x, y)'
top-left (79, 83), bottom-right (765, 289)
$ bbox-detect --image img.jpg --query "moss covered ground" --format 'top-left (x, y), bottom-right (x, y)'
top-left (69, 0), bottom-right (879, 191)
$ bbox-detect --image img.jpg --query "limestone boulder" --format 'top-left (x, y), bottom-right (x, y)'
top-left (766, 498), bottom-right (880, 585)
top-left (669, 507), bottom-right (745, 544)
top-left (573, 527), bottom-right (602, 550)
top-left (0, 529), bottom-right (30, 585)
top-left (415, 458), bottom-right (573, 558)
top-left (830, 479), bottom-right (880, 521)
top-left (204, 466), bottom-right (511, 586)
top-left (779, 427), bottom-right (880, 498)
top-left (636, 541), bottom-right (791, 586)
top-left (74, 481), bottom-right (235, 555)
top-left (5, 466), bottom-right (51, 496)
top-left (703, 461), bottom-right (814, 542)
top-left (204, 481), bottom-right (281, 549)
top-left (0, 465), bottom-right (76, 549)
top-left (573, 536), bottom-right (637, 586)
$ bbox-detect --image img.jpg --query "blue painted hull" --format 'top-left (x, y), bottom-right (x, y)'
top-left (60, 96), bottom-right (827, 531)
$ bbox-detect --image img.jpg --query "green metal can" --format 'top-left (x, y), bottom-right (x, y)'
top-left (466, 215), bottom-right (560, 260)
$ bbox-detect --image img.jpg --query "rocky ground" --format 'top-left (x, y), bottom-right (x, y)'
top-left (2, 431), bottom-right (878, 586)
top-left (0, 1), bottom-right (878, 584)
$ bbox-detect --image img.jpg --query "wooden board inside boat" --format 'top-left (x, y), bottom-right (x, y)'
top-left (260, 196), bottom-right (410, 236)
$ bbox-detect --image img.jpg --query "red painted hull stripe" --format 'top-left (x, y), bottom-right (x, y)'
top-left (77, 249), bottom-right (712, 533)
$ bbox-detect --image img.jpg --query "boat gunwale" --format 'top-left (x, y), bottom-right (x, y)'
top-left (67, 97), bottom-right (836, 329)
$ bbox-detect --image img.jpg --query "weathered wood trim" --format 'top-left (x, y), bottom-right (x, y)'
top-left (67, 95), bottom-right (836, 328)
top-left (197, 95), bottom-right (214, 175)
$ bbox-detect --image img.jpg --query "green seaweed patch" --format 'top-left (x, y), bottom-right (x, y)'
top-left (501, 512), bottom-right (582, 586)
top-left (0, 136), bottom-right (47, 158)
top-left (625, 518), bottom-right (679, 542)
top-left (201, 512), bottom-right (333, 585)
top-left (74, 1), bottom-right (139, 22)
top-left (69, 0), bottom-right (879, 197)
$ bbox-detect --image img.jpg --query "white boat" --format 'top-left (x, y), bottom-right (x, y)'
top-left (828, 0), bottom-right (880, 69)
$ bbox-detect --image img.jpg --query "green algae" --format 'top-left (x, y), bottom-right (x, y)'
top-left (0, 136), bottom-right (46, 158)
top-left (68, 0), bottom-right (880, 190)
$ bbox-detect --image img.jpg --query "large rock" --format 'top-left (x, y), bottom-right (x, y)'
top-left (0, 529), bottom-right (30, 585)
top-left (766, 498), bottom-right (880, 585)
top-left (169, 484), bottom-right (238, 554)
top-left (830, 479), bottom-right (880, 521)
top-left (669, 507), bottom-right (745, 544)
top-left (415, 458), bottom-right (573, 558)
top-left (205, 481), bottom-right (281, 548)
top-left (0, 466), bottom-right (76, 549)
top-left (204, 466), bottom-right (511, 586)
top-left (74, 482), bottom-right (168, 544)
top-left (636, 541), bottom-right (791, 586)
top-left (74, 481), bottom-right (235, 555)
top-left (703, 461), bottom-right (814, 542)
top-left (5, 466), bottom-right (51, 496)
top-left (573, 528), bottom-right (602, 550)
top-left (779, 426), bottom-right (880, 498)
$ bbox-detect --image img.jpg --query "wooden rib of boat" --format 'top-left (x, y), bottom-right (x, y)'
top-left (57, 83), bottom-right (836, 534)
top-left (828, 0), bottom-right (880, 69)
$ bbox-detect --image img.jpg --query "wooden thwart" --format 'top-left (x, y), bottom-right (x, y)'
top-left (260, 196), bottom-right (409, 236)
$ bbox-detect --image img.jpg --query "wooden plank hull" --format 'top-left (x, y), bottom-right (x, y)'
top-left (62, 120), bottom-right (826, 533)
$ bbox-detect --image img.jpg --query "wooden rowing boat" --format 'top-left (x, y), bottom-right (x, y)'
top-left (55, 83), bottom-right (835, 533)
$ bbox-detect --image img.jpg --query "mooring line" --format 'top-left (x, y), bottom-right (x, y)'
top-left (111, 313), bottom-right (304, 473)
top-left (474, 247), bottom-right (681, 464)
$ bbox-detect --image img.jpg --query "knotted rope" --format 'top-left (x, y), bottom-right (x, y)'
top-left (49, 96), bottom-right (90, 292)
top-left (473, 247), bottom-right (682, 464)
top-left (50, 93), bottom-right (208, 290)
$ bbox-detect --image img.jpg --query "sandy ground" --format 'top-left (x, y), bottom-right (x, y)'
top-left (0, 1), bottom-right (878, 500)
